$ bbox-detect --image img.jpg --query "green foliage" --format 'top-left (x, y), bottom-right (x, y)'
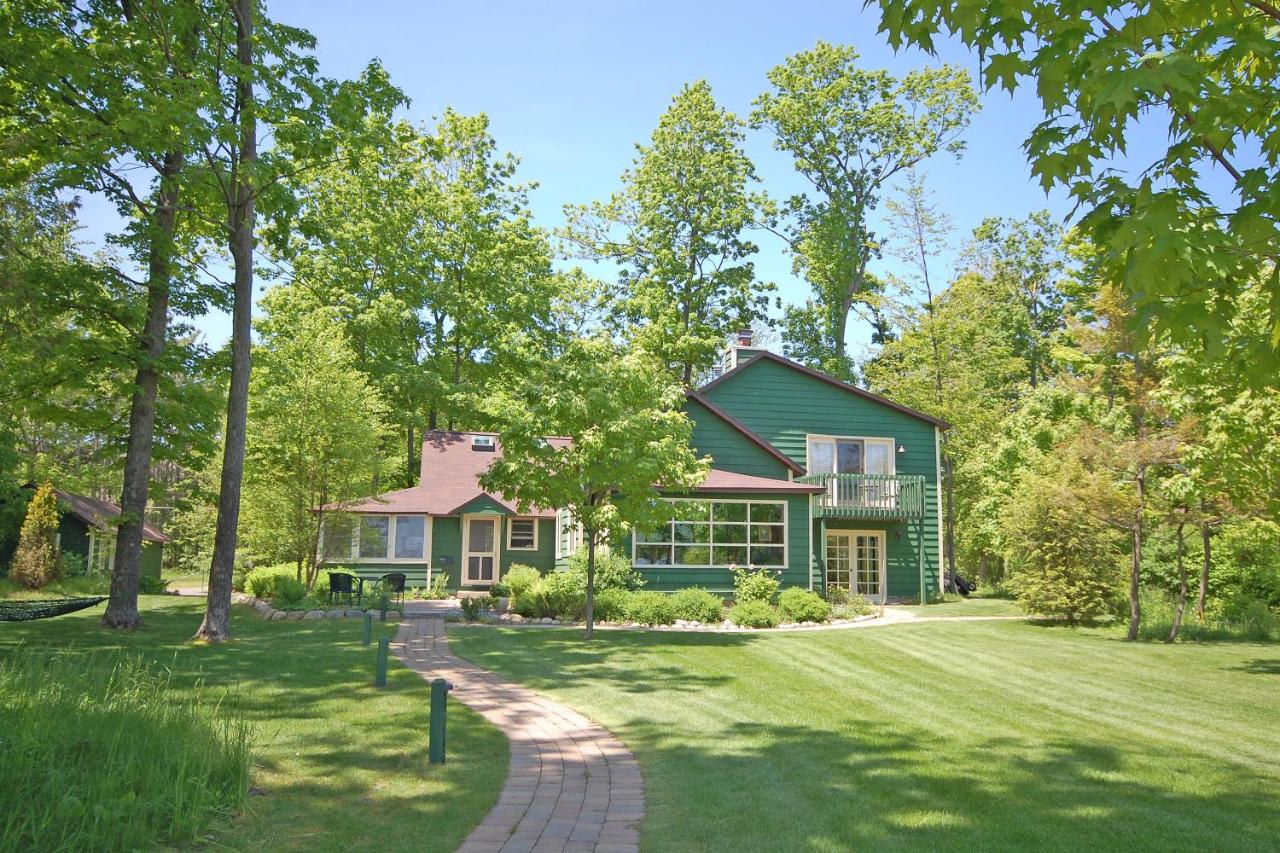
top-left (240, 310), bottom-right (392, 588)
top-left (488, 580), bottom-right (511, 598)
top-left (1137, 589), bottom-right (1277, 643)
top-left (623, 591), bottom-right (677, 626)
top-left (60, 550), bottom-right (88, 578)
top-left (513, 572), bottom-right (586, 621)
top-left (777, 588), bottom-right (832, 623)
top-left (669, 588), bottom-right (725, 623)
top-left (831, 596), bottom-right (876, 620)
top-left (243, 564), bottom-right (299, 600)
top-left (1004, 463), bottom-right (1125, 624)
top-left (503, 565), bottom-right (543, 600)
top-left (562, 81), bottom-right (771, 384)
top-left (592, 588), bottom-right (631, 623)
top-left (728, 599), bottom-right (780, 628)
top-left (732, 566), bottom-right (781, 604)
top-left (138, 575), bottom-right (169, 596)
top-left (871, 1), bottom-right (1280, 364)
top-left (567, 550), bottom-right (644, 591)
top-left (460, 596), bottom-right (495, 622)
top-left (753, 41), bottom-right (978, 373)
top-left (9, 484), bottom-right (62, 589)
top-left (272, 577), bottom-right (307, 607)
top-left (0, 648), bottom-right (249, 851)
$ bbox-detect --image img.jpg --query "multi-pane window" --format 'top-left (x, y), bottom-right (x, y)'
top-left (508, 518), bottom-right (537, 550)
top-left (634, 501), bottom-right (785, 568)
top-left (322, 514), bottom-right (426, 561)
top-left (556, 509), bottom-right (582, 558)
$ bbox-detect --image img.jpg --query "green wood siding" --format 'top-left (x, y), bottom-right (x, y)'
top-left (684, 397), bottom-right (792, 478)
top-left (703, 357), bottom-right (942, 600)
top-left (57, 516), bottom-right (90, 560)
top-left (620, 491), bottom-right (811, 595)
top-left (140, 542), bottom-right (162, 578)
top-left (431, 516), bottom-right (462, 589)
top-left (499, 518), bottom-right (556, 575)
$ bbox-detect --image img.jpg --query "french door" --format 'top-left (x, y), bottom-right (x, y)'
top-left (825, 531), bottom-right (886, 601)
top-left (463, 516), bottom-right (498, 585)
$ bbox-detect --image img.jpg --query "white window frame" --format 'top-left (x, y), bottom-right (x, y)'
top-left (506, 517), bottom-right (538, 551)
top-left (805, 434), bottom-right (896, 476)
top-left (471, 435), bottom-right (496, 448)
top-left (825, 529), bottom-right (887, 602)
top-left (630, 498), bottom-right (788, 570)
top-left (555, 509), bottom-right (583, 559)
top-left (319, 514), bottom-right (429, 563)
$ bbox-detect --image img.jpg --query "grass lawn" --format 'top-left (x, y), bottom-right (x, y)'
top-left (451, 620), bottom-right (1280, 852)
top-left (0, 596), bottom-right (507, 851)
top-left (891, 595), bottom-right (1025, 617)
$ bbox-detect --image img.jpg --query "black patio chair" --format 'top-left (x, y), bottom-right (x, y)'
top-left (379, 572), bottom-right (406, 606)
top-left (328, 571), bottom-right (358, 606)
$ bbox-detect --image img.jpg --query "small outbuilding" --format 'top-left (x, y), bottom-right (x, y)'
top-left (54, 489), bottom-right (169, 578)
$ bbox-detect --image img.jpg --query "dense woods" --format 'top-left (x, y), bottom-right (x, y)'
top-left (1, 0), bottom-right (1276, 642)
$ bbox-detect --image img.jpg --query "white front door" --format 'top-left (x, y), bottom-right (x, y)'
top-left (826, 530), bottom-right (886, 602)
top-left (463, 516), bottom-right (499, 585)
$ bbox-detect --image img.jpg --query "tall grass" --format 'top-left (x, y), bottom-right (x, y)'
top-left (1137, 589), bottom-right (1278, 642)
top-left (0, 646), bottom-right (251, 851)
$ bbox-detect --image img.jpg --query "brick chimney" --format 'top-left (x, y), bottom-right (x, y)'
top-left (736, 328), bottom-right (753, 347)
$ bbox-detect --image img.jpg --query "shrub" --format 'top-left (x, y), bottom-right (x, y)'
top-left (823, 585), bottom-right (852, 605)
top-left (832, 595), bottom-right (875, 619)
top-left (778, 588), bottom-right (831, 622)
top-left (488, 580), bottom-right (512, 598)
top-left (732, 566), bottom-right (781, 604)
top-left (272, 576), bottom-right (307, 607)
top-left (592, 588), bottom-right (630, 622)
top-left (568, 550), bottom-right (644, 591)
top-left (670, 587), bottom-right (724, 623)
top-left (504, 564), bottom-right (543, 599)
top-left (514, 572), bottom-right (586, 620)
top-left (61, 551), bottom-right (88, 578)
top-left (729, 600), bottom-right (780, 628)
top-left (244, 564), bottom-right (298, 599)
top-left (624, 591), bottom-right (676, 625)
top-left (10, 484), bottom-right (62, 589)
top-left (460, 596), bottom-right (495, 621)
top-left (138, 575), bottom-right (169, 595)
top-left (0, 648), bottom-right (250, 851)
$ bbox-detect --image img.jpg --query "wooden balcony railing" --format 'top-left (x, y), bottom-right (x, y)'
top-left (795, 473), bottom-right (927, 519)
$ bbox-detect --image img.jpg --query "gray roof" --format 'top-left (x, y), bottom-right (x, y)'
top-left (54, 489), bottom-right (169, 543)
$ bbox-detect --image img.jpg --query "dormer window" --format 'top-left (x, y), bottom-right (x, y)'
top-left (471, 435), bottom-right (496, 452)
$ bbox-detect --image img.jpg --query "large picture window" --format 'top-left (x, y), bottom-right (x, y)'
top-left (634, 500), bottom-right (786, 568)
top-left (322, 514), bottom-right (427, 562)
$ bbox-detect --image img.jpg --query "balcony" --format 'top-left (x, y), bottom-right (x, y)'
top-left (795, 473), bottom-right (927, 520)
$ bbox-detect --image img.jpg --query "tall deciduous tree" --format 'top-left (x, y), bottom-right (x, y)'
top-left (563, 81), bottom-right (771, 386)
top-left (872, 0), bottom-right (1280, 369)
top-left (240, 307), bottom-right (390, 587)
top-left (481, 336), bottom-right (708, 639)
top-left (752, 41), bottom-right (977, 379)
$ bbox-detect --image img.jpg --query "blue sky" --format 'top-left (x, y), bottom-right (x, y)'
top-left (81, 0), bottom-right (1086, 353)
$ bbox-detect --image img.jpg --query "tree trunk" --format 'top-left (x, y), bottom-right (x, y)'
top-left (1167, 516), bottom-right (1188, 643)
top-left (103, 150), bottom-right (182, 630)
top-left (977, 552), bottom-right (989, 587)
top-left (1126, 468), bottom-right (1144, 641)
top-left (1196, 516), bottom-right (1211, 622)
top-left (584, 533), bottom-right (596, 641)
top-left (194, 0), bottom-right (255, 642)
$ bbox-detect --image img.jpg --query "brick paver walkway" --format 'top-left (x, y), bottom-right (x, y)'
top-left (393, 617), bottom-right (644, 853)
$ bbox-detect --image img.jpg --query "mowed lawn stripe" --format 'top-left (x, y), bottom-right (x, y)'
top-left (449, 621), bottom-right (1280, 853)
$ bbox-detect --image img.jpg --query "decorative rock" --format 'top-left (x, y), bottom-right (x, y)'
top-left (286, 611), bottom-right (305, 621)
top-left (303, 610), bottom-right (324, 619)
top-left (386, 611), bottom-right (401, 621)
top-left (253, 600), bottom-right (271, 614)
top-left (325, 609), bottom-right (345, 618)
top-left (510, 614), bottom-right (523, 623)
top-left (540, 617), bottom-right (553, 624)
top-left (269, 610), bottom-right (287, 621)
top-left (801, 620), bottom-right (816, 627)
top-left (345, 609), bottom-right (364, 617)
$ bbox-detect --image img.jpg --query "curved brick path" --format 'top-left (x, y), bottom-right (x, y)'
top-left (393, 617), bottom-right (644, 853)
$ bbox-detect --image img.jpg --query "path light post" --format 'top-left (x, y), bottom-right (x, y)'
top-left (362, 611), bottom-right (372, 646)
top-left (429, 677), bottom-right (453, 764)
top-left (375, 637), bottom-right (389, 687)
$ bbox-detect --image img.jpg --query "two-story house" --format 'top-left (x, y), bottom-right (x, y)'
top-left (319, 340), bottom-right (947, 602)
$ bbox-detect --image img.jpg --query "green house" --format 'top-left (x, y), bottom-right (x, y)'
top-left (54, 489), bottom-right (168, 578)
top-left (322, 340), bottom-right (946, 602)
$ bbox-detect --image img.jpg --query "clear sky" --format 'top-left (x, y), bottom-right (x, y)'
top-left (76, 0), bottom-right (1162, 353)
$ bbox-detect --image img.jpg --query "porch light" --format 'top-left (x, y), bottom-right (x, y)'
top-left (897, 444), bottom-right (907, 454)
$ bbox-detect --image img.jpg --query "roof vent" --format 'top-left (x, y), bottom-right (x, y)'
top-left (471, 435), bottom-right (496, 452)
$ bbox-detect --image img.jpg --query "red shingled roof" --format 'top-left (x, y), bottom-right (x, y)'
top-left (54, 489), bottom-right (170, 543)
top-left (333, 432), bottom-right (564, 518)
top-left (687, 469), bottom-right (824, 494)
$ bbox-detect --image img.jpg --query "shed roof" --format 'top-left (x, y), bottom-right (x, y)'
top-left (54, 489), bottom-right (170, 543)
top-left (685, 469), bottom-right (825, 494)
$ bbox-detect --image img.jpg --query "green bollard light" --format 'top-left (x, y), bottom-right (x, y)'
top-left (374, 637), bottom-right (389, 688)
top-left (429, 678), bottom-right (452, 764)
top-left (362, 612), bottom-right (372, 646)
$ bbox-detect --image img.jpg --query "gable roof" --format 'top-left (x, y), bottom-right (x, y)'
top-left (333, 432), bottom-right (564, 518)
top-left (699, 350), bottom-right (951, 430)
top-left (686, 469), bottom-right (824, 494)
top-left (685, 391), bottom-right (805, 475)
top-left (54, 489), bottom-right (169, 543)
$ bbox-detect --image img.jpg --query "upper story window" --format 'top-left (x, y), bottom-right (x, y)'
top-left (806, 435), bottom-right (895, 476)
